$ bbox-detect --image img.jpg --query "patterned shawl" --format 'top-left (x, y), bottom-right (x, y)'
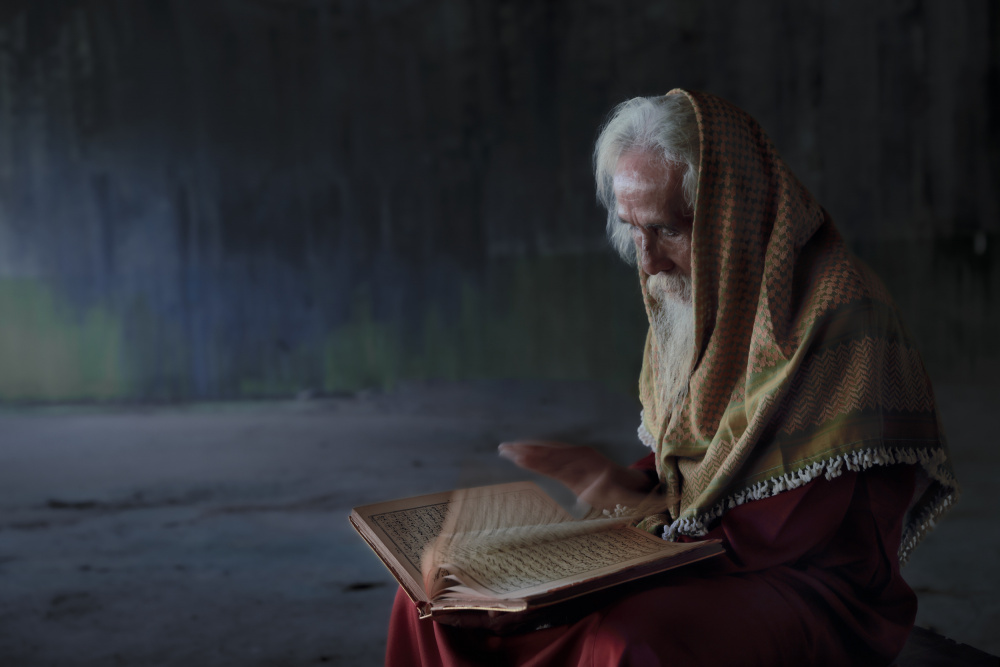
top-left (637, 89), bottom-right (958, 563)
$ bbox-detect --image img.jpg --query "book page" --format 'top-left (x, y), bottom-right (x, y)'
top-left (353, 481), bottom-right (721, 613)
top-left (436, 526), bottom-right (682, 599)
top-left (369, 500), bottom-right (451, 573)
top-left (358, 482), bottom-right (566, 578)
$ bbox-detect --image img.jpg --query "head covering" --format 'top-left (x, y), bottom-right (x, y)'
top-left (637, 89), bottom-right (958, 563)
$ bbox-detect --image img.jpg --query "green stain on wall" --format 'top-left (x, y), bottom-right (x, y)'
top-left (322, 290), bottom-right (405, 392)
top-left (321, 253), bottom-right (649, 396)
top-left (0, 279), bottom-right (126, 401)
top-left (0, 243), bottom-right (992, 403)
top-left (0, 254), bottom-right (650, 402)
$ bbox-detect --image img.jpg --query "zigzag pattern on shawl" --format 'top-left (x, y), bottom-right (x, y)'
top-left (776, 337), bottom-right (936, 435)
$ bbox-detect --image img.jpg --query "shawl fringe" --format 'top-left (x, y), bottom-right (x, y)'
top-left (637, 410), bottom-right (656, 450)
top-left (641, 420), bottom-right (957, 565)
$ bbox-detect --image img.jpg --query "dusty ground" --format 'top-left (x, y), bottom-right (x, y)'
top-left (0, 379), bottom-right (996, 666)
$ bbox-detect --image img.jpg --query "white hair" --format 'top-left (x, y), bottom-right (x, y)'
top-left (647, 272), bottom-right (695, 420)
top-left (594, 94), bottom-right (701, 264)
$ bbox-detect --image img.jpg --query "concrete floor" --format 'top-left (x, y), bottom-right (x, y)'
top-left (0, 379), bottom-right (996, 666)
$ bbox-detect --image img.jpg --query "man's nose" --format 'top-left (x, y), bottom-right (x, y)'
top-left (640, 234), bottom-right (674, 275)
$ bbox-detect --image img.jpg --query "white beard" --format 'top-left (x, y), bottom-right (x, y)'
top-left (645, 272), bottom-right (695, 420)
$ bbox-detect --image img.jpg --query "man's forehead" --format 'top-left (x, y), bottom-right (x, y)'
top-left (612, 170), bottom-right (662, 197)
top-left (613, 159), bottom-right (684, 221)
top-left (612, 151), bottom-right (679, 197)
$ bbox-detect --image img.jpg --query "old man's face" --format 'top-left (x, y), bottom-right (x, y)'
top-left (612, 150), bottom-right (693, 303)
top-left (613, 149), bottom-right (695, 413)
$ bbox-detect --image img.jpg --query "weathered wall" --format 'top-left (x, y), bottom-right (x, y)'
top-left (0, 0), bottom-right (996, 401)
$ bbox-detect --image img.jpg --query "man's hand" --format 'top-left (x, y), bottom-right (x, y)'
top-left (497, 440), bottom-right (655, 511)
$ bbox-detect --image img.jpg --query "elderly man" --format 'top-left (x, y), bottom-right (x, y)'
top-left (385, 90), bottom-right (958, 666)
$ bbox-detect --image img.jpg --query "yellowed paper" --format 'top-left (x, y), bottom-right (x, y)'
top-left (369, 500), bottom-right (451, 573)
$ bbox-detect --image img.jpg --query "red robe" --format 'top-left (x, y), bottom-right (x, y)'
top-left (386, 458), bottom-right (916, 666)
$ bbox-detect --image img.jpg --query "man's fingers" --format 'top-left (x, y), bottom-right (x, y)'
top-left (498, 441), bottom-right (586, 474)
top-left (498, 440), bottom-right (574, 454)
top-left (496, 440), bottom-right (654, 511)
top-left (498, 441), bottom-right (552, 465)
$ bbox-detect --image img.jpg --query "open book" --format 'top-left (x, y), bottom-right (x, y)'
top-left (349, 481), bottom-right (724, 619)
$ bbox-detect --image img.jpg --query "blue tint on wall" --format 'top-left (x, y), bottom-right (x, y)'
top-left (0, 1), bottom-right (996, 401)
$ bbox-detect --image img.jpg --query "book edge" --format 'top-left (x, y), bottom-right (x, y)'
top-left (425, 539), bottom-right (725, 616)
top-left (348, 512), bottom-right (429, 610)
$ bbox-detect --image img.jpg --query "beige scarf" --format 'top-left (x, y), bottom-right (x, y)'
top-left (638, 90), bottom-right (957, 563)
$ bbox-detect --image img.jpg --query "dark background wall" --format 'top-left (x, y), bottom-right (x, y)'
top-left (0, 0), bottom-right (996, 402)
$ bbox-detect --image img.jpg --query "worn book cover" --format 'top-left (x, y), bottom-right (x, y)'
top-left (350, 481), bottom-right (724, 619)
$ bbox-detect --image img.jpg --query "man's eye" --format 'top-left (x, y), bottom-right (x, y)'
top-left (652, 226), bottom-right (677, 238)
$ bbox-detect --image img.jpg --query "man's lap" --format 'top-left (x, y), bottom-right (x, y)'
top-left (386, 567), bottom-right (863, 667)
